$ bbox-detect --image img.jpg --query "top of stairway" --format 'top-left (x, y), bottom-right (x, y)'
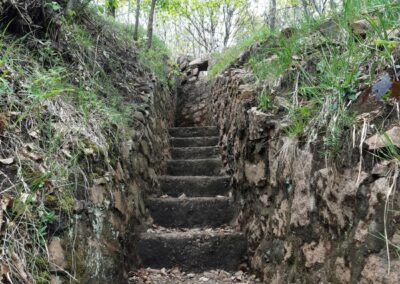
top-left (169, 126), bottom-right (218, 138)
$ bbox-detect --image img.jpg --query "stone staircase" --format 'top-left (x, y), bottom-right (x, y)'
top-left (138, 126), bottom-right (246, 272)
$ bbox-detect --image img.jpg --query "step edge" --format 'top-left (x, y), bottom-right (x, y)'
top-left (139, 231), bottom-right (245, 239)
top-left (159, 175), bottom-right (230, 180)
top-left (167, 158), bottom-right (222, 162)
top-left (169, 126), bottom-right (217, 130)
top-left (171, 146), bottom-right (219, 150)
top-left (148, 196), bottom-right (232, 202)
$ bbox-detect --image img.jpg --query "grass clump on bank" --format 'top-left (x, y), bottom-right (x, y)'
top-left (211, 0), bottom-right (400, 158)
top-left (208, 27), bottom-right (270, 80)
top-left (0, 3), bottom-right (173, 282)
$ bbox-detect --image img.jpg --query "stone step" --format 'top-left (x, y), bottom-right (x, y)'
top-left (169, 126), bottom-right (218, 138)
top-left (138, 230), bottom-right (246, 272)
top-left (159, 176), bottom-right (230, 197)
top-left (171, 146), bottom-right (219, 160)
top-left (147, 197), bottom-right (234, 228)
top-left (166, 159), bottom-right (222, 176)
top-left (170, 137), bottom-right (219, 148)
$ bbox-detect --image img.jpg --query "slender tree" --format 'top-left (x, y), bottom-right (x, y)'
top-left (134, 0), bottom-right (141, 41)
top-left (300, 0), bottom-right (310, 17)
top-left (107, 0), bottom-right (117, 17)
top-left (269, 0), bottom-right (277, 30)
top-left (147, 0), bottom-right (157, 48)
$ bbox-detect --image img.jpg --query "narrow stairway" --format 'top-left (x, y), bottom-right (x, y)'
top-left (138, 126), bottom-right (247, 274)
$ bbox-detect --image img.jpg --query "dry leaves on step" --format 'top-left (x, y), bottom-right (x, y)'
top-left (0, 157), bottom-right (14, 165)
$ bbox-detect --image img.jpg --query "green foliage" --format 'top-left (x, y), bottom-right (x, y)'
top-left (209, 27), bottom-right (270, 79)
top-left (138, 36), bottom-right (173, 85)
top-left (94, 10), bottom-right (174, 84)
top-left (157, 0), bottom-right (247, 17)
top-left (26, 67), bottom-right (74, 100)
top-left (209, 0), bottom-right (400, 159)
top-left (285, 104), bottom-right (316, 138)
top-left (67, 23), bottom-right (94, 48)
top-left (47, 1), bottom-right (62, 12)
top-left (258, 92), bottom-right (271, 111)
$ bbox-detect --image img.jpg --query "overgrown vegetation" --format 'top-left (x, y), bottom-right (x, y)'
top-left (208, 27), bottom-right (270, 79)
top-left (211, 0), bottom-right (400, 158)
top-left (209, 0), bottom-right (400, 271)
top-left (0, 2), bottom-right (173, 282)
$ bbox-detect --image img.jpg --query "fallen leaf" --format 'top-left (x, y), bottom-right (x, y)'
top-left (28, 130), bottom-right (39, 139)
top-left (0, 113), bottom-right (6, 134)
top-left (11, 252), bottom-right (34, 284)
top-left (61, 148), bottom-right (72, 158)
top-left (391, 80), bottom-right (400, 99)
top-left (1, 195), bottom-right (14, 210)
top-left (0, 263), bottom-right (10, 276)
top-left (0, 157), bottom-right (14, 165)
top-left (93, 177), bottom-right (107, 185)
top-left (83, 148), bottom-right (94, 155)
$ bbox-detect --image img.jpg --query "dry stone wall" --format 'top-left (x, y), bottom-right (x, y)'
top-left (175, 56), bottom-right (213, 126)
top-left (210, 66), bottom-right (400, 283)
top-left (44, 73), bottom-right (176, 283)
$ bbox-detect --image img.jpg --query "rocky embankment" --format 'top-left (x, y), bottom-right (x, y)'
top-left (176, 39), bottom-right (400, 282)
top-left (0, 3), bottom-right (175, 283)
top-left (210, 66), bottom-right (400, 283)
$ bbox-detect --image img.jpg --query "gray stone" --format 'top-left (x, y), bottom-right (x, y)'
top-left (170, 137), bottom-right (219, 147)
top-left (169, 127), bottom-right (218, 137)
top-left (147, 197), bottom-right (234, 228)
top-left (364, 126), bottom-right (400, 150)
top-left (166, 159), bottom-right (222, 176)
top-left (159, 176), bottom-right (230, 197)
top-left (138, 231), bottom-right (246, 272)
top-left (171, 146), bottom-right (219, 159)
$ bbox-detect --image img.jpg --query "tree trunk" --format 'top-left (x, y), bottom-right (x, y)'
top-left (146, 0), bottom-right (157, 49)
top-left (107, 0), bottom-right (116, 18)
top-left (300, 0), bottom-right (310, 17)
top-left (269, 0), bottom-right (277, 30)
top-left (329, 0), bottom-right (337, 12)
top-left (223, 2), bottom-right (235, 48)
top-left (134, 0), bottom-right (141, 41)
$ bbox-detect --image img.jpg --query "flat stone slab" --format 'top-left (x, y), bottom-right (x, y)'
top-left (171, 137), bottom-right (219, 147)
top-left (138, 230), bottom-right (246, 272)
top-left (169, 127), bottom-right (218, 138)
top-left (159, 176), bottom-right (230, 197)
top-left (147, 197), bottom-right (234, 228)
top-left (171, 146), bottom-right (219, 159)
top-left (167, 159), bottom-right (222, 176)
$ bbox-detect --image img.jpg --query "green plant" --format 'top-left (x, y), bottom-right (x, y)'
top-left (208, 27), bottom-right (270, 80)
top-left (285, 104), bottom-right (315, 138)
top-left (258, 92), bottom-right (271, 111)
top-left (68, 23), bottom-right (94, 49)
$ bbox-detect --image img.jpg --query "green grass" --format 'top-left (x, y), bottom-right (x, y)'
top-left (209, 0), bottom-right (400, 157)
top-left (91, 9), bottom-right (175, 85)
top-left (258, 91), bottom-right (271, 111)
top-left (0, 3), bottom-right (176, 281)
top-left (208, 27), bottom-right (270, 80)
